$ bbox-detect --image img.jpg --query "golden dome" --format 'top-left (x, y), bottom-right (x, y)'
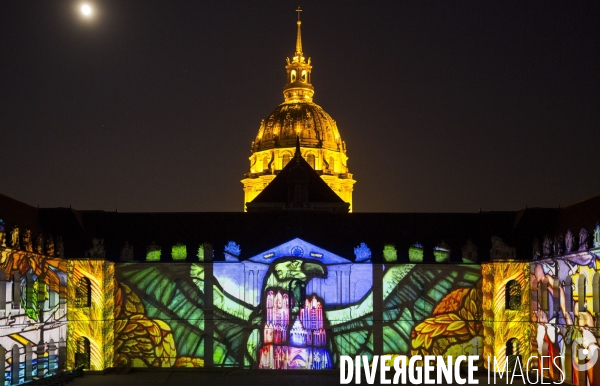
top-left (251, 11), bottom-right (346, 155)
top-left (252, 102), bottom-right (346, 153)
top-left (242, 9), bottom-right (355, 212)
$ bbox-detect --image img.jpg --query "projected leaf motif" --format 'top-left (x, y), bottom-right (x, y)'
top-left (112, 254), bottom-right (483, 369)
top-left (411, 281), bottom-right (482, 357)
top-left (115, 264), bottom-right (208, 367)
top-left (433, 288), bottom-right (470, 315)
top-left (414, 314), bottom-right (467, 349)
top-left (115, 314), bottom-right (177, 367)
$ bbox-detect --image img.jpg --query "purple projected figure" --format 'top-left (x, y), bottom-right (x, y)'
top-left (255, 258), bottom-right (332, 370)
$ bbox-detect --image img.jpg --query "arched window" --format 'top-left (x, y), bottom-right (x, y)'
top-left (76, 277), bottom-right (91, 308)
top-left (579, 275), bottom-right (587, 312)
top-left (48, 340), bottom-right (57, 375)
top-left (564, 277), bottom-right (573, 313)
top-left (11, 344), bottom-right (19, 385)
top-left (564, 339), bottom-right (573, 383)
top-left (49, 285), bottom-right (58, 309)
top-left (505, 280), bottom-right (521, 310)
top-left (593, 274), bottom-right (600, 313)
top-left (24, 343), bottom-right (32, 381)
top-left (290, 70), bottom-right (297, 83)
top-left (36, 343), bottom-right (44, 377)
top-left (306, 154), bottom-right (315, 169)
top-left (506, 338), bottom-right (520, 355)
top-left (282, 154), bottom-right (291, 169)
top-left (75, 337), bottom-right (91, 369)
top-left (58, 338), bottom-right (66, 372)
top-left (262, 156), bottom-right (269, 172)
top-left (301, 70), bottom-right (307, 82)
top-left (12, 272), bottom-right (20, 310)
top-left (506, 338), bottom-right (521, 371)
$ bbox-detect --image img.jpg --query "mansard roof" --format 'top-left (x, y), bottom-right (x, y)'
top-left (1, 191), bottom-right (599, 264)
top-left (246, 139), bottom-right (349, 213)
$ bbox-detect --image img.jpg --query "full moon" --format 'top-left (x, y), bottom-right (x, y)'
top-left (81, 4), bottom-right (92, 16)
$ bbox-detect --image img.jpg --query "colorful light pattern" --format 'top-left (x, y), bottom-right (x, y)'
top-left (530, 249), bottom-right (600, 385)
top-left (0, 237), bottom-right (509, 378)
top-left (66, 259), bottom-right (114, 371)
top-left (0, 248), bottom-right (67, 385)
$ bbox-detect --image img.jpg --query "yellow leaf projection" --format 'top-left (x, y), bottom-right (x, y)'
top-left (114, 314), bottom-right (177, 367)
top-left (412, 281), bottom-right (482, 358)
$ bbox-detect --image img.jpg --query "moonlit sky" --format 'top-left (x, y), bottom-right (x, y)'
top-left (1, 1), bottom-right (599, 213)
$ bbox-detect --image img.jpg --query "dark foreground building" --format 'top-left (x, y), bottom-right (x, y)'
top-left (1, 13), bottom-right (600, 386)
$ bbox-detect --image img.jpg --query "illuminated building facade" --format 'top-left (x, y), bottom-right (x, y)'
top-left (241, 16), bottom-right (355, 211)
top-left (1, 11), bottom-right (600, 386)
top-left (1, 191), bottom-right (600, 385)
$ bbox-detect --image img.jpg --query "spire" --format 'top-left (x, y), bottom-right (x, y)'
top-left (294, 135), bottom-right (302, 161)
top-left (295, 6), bottom-right (303, 57)
top-left (283, 7), bottom-right (314, 103)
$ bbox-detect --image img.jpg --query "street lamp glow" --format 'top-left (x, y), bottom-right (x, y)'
top-left (81, 4), bottom-right (92, 17)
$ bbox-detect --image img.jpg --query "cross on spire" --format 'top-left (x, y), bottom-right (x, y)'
top-left (294, 6), bottom-right (303, 56)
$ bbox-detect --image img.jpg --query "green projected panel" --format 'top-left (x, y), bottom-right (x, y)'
top-left (111, 239), bottom-right (482, 370)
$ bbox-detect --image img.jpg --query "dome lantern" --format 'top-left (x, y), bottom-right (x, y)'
top-left (242, 9), bottom-right (356, 212)
top-left (283, 9), bottom-right (314, 103)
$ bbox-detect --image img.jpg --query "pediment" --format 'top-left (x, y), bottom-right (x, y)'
top-left (247, 237), bottom-right (351, 265)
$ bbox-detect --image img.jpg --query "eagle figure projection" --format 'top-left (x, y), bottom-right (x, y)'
top-left (113, 240), bottom-right (482, 369)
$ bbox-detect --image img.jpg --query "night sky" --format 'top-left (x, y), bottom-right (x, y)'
top-left (1, 1), bottom-right (599, 213)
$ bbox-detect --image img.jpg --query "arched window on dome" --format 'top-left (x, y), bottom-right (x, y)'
top-left (301, 70), bottom-right (307, 82)
top-left (262, 156), bottom-right (269, 172)
top-left (290, 70), bottom-right (297, 83)
top-left (282, 154), bottom-right (291, 169)
top-left (306, 154), bottom-right (315, 169)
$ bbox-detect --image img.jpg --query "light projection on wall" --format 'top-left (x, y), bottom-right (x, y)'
top-left (408, 243), bottom-right (424, 263)
top-left (0, 248), bottom-right (67, 386)
top-left (114, 263), bottom-right (206, 368)
top-left (171, 244), bottom-right (187, 261)
top-left (146, 243), bottom-right (161, 262)
top-left (255, 259), bottom-right (332, 369)
top-left (108, 238), bottom-right (484, 370)
top-left (67, 260), bottom-right (114, 371)
top-left (381, 263), bottom-right (483, 363)
top-left (530, 246), bottom-right (600, 386)
top-left (382, 245), bottom-right (397, 263)
top-left (482, 261), bottom-right (530, 374)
